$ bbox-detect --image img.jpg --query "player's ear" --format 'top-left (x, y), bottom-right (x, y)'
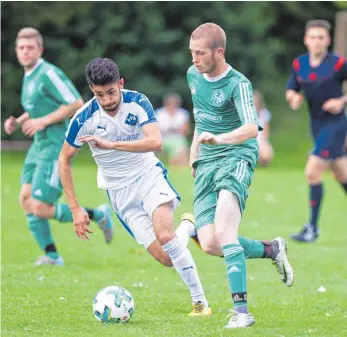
top-left (119, 78), bottom-right (124, 89)
top-left (88, 84), bottom-right (94, 92)
top-left (215, 47), bottom-right (224, 59)
top-left (327, 36), bottom-right (331, 47)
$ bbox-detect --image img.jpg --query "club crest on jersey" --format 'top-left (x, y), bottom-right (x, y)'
top-left (125, 113), bottom-right (138, 126)
top-left (211, 89), bottom-right (226, 107)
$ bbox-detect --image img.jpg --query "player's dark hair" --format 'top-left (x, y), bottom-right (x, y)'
top-left (86, 58), bottom-right (120, 86)
top-left (305, 20), bottom-right (331, 33)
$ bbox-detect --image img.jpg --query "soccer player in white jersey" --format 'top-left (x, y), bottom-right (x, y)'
top-left (58, 58), bottom-right (211, 316)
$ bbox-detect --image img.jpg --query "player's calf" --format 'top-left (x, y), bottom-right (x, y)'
top-left (147, 240), bottom-right (173, 267)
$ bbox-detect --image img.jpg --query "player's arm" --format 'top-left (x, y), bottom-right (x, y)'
top-left (198, 124), bottom-right (258, 146)
top-left (285, 58), bottom-right (303, 110)
top-left (79, 122), bottom-right (163, 153)
top-left (80, 94), bottom-right (162, 152)
top-left (58, 141), bottom-right (92, 241)
top-left (189, 127), bottom-right (199, 177)
top-left (190, 127), bottom-right (199, 166)
top-left (22, 68), bottom-right (84, 137)
top-left (39, 99), bottom-right (84, 127)
top-left (3, 112), bottom-right (30, 135)
top-left (323, 58), bottom-right (347, 114)
top-left (199, 81), bottom-right (259, 146)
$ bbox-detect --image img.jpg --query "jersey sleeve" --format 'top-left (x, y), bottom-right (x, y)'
top-left (286, 58), bottom-right (301, 92)
top-left (44, 68), bottom-right (82, 105)
top-left (135, 94), bottom-right (157, 127)
top-left (232, 81), bottom-right (259, 125)
top-left (65, 114), bottom-right (88, 148)
top-left (262, 108), bottom-right (272, 122)
top-left (334, 57), bottom-right (347, 81)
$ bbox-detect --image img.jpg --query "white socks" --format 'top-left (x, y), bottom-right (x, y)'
top-left (175, 220), bottom-right (196, 248)
top-left (163, 236), bottom-right (207, 305)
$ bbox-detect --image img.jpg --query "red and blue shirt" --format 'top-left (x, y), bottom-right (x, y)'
top-left (286, 52), bottom-right (347, 121)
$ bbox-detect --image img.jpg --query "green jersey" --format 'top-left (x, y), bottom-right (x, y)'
top-left (187, 65), bottom-right (261, 168)
top-left (21, 59), bottom-right (81, 147)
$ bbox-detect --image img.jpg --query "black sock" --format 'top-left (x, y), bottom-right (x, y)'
top-left (45, 243), bottom-right (58, 259)
top-left (86, 208), bottom-right (95, 220)
top-left (309, 184), bottom-right (323, 233)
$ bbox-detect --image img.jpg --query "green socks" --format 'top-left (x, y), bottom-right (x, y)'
top-left (54, 204), bottom-right (104, 223)
top-left (238, 236), bottom-right (265, 259)
top-left (223, 244), bottom-right (248, 309)
top-left (26, 214), bottom-right (59, 259)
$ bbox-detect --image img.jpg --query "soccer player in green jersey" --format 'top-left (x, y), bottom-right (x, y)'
top-left (186, 23), bottom-right (294, 329)
top-left (3, 28), bottom-right (114, 265)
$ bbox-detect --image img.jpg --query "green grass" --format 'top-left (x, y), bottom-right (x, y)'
top-left (1, 151), bottom-right (347, 337)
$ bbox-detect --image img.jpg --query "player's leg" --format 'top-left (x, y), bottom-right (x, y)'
top-left (19, 183), bottom-right (33, 214)
top-left (258, 139), bottom-right (274, 167)
top-left (152, 201), bottom-right (211, 316)
top-left (215, 190), bottom-right (255, 328)
top-left (29, 157), bottom-right (113, 243)
top-left (331, 156), bottom-right (347, 194)
top-left (193, 161), bottom-right (280, 262)
top-left (28, 158), bottom-right (64, 265)
top-left (18, 147), bottom-right (60, 265)
top-left (292, 123), bottom-right (338, 242)
top-left (330, 123), bottom-right (347, 194)
top-left (147, 163), bottom-right (210, 315)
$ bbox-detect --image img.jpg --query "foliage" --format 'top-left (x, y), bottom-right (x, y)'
top-left (1, 2), bottom-right (338, 139)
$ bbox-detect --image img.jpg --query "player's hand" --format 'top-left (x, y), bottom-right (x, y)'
top-left (79, 135), bottom-right (115, 149)
top-left (191, 166), bottom-right (196, 178)
top-left (4, 116), bottom-right (17, 135)
top-left (289, 93), bottom-right (303, 110)
top-left (72, 207), bottom-right (92, 241)
top-left (322, 98), bottom-right (345, 114)
top-left (21, 117), bottom-right (47, 137)
top-left (197, 132), bottom-right (221, 145)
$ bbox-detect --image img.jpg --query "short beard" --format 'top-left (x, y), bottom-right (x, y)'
top-left (103, 102), bottom-right (120, 113)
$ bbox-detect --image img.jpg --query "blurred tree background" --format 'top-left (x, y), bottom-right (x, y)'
top-left (1, 1), bottom-right (341, 142)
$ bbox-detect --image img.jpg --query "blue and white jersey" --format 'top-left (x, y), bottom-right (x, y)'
top-left (65, 89), bottom-right (160, 190)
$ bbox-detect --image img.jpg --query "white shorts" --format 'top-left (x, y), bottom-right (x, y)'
top-left (107, 162), bottom-right (181, 249)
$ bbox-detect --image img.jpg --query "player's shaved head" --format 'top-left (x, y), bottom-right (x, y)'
top-left (191, 23), bottom-right (226, 50)
top-left (16, 27), bottom-right (43, 48)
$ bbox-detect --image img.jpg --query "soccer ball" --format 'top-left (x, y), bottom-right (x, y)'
top-left (92, 285), bottom-right (135, 323)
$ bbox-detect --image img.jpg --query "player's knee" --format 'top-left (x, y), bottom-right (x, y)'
top-left (31, 199), bottom-right (47, 218)
top-left (157, 230), bottom-right (175, 246)
top-left (305, 167), bottom-right (322, 184)
top-left (200, 237), bottom-right (219, 255)
top-left (19, 191), bottom-right (32, 212)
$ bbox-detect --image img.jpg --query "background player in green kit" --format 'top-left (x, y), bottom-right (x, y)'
top-left (187, 23), bottom-right (294, 329)
top-left (3, 27), bottom-right (114, 265)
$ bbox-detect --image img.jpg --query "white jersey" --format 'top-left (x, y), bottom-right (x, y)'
top-left (257, 108), bottom-right (272, 141)
top-left (65, 89), bottom-right (159, 190)
top-left (155, 107), bottom-right (190, 136)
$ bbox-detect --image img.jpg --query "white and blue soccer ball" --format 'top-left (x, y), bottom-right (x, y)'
top-left (93, 285), bottom-right (135, 323)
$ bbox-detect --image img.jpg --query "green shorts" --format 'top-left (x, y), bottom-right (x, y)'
top-left (163, 135), bottom-right (188, 157)
top-left (194, 156), bottom-right (254, 231)
top-left (21, 142), bottom-right (63, 204)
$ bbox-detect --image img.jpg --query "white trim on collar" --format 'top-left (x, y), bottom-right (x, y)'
top-left (203, 64), bottom-right (232, 82)
top-left (25, 58), bottom-right (43, 77)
